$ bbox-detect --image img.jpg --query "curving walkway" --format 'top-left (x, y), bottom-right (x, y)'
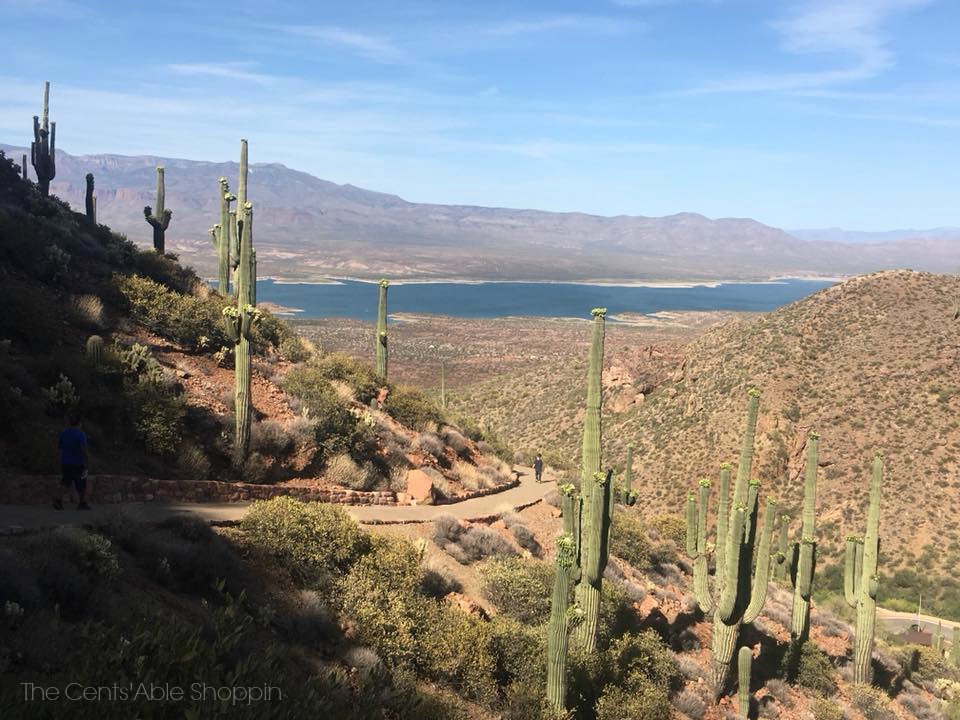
top-left (0, 467), bottom-right (557, 533)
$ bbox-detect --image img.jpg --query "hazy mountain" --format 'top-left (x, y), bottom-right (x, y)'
top-left (791, 226), bottom-right (960, 244)
top-left (5, 143), bottom-right (960, 282)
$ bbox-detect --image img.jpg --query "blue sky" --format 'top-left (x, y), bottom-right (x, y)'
top-left (2, 0), bottom-right (958, 230)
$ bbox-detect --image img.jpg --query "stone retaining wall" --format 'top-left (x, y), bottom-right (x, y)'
top-left (0, 473), bottom-right (519, 507)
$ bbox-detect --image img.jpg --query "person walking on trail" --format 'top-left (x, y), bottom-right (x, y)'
top-left (533, 453), bottom-right (544, 483)
top-left (55, 411), bottom-right (90, 510)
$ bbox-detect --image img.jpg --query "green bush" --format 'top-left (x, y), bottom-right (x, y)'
top-left (418, 602), bottom-right (498, 705)
top-left (279, 334), bottom-right (312, 362)
top-left (241, 497), bottom-right (369, 585)
top-left (900, 644), bottom-right (958, 683)
top-left (648, 514), bottom-right (686, 547)
top-left (611, 512), bottom-right (652, 569)
top-left (810, 696), bottom-right (844, 720)
top-left (124, 379), bottom-right (185, 456)
top-left (308, 353), bottom-right (380, 403)
top-left (605, 630), bottom-right (681, 691)
top-left (338, 534), bottom-right (426, 665)
top-left (479, 556), bottom-right (553, 625)
top-left (384, 384), bottom-right (443, 431)
top-left (785, 641), bottom-right (836, 696)
top-left (594, 683), bottom-right (671, 720)
top-left (848, 684), bottom-right (894, 720)
top-left (487, 615), bottom-right (545, 687)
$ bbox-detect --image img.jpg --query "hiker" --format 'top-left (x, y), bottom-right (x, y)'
top-left (534, 453), bottom-right (544, 483)
top-left (56, 410), bottom-right (90, 510)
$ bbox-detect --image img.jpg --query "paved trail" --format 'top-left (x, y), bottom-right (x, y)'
top-left (0, 467), bottom-right (557, 532)
top-left (876, 607), bottom-right (960, 635)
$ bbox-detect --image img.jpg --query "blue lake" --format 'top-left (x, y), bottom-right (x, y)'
top-left (256, 278), bottom-right (836, 322)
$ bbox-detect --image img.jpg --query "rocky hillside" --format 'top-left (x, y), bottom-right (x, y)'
top-left (457, 270), bottom-right (960, 617)
top-left (5, 145), bottom-right (960, 282)
top-left (0, 151), bottom-right (511, 502)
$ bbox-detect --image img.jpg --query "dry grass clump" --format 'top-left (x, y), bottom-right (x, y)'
top-left (324, 453), bottom-right (380, 491)
top-left (72, 294), bottom-right (105, 329)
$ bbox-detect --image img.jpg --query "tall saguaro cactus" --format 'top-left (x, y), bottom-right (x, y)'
top-left (572, 308), bottom-right (609, 653)
top-left (843, 454), bottom-right (884, 684)
top-left (144, 166), bottom-right (172, 254)
top-left (376, 279), bottom-right (389, 380)
top-left (223, 201), bottom-right (260, 461)
top-left (211, 177), bottom-right (236, 294)
top-left (773, 514), bottom-right (791, 581)
top-left (31, 81), bottom-right (56, 196)
top-left (85, 173), bottom-right (97, 223)
top-left (21, 153), bottom-right (27, 180)
top-left (738, 646), bottom-right (752, 719)
top-left (685, 389), bottom-right (777, 695)
top-left (951, 626), bottom-right (959, 666)
top-left (546, 485), bottom-right (585, 713)
top-left (791, 433), bottom-right (820, 643)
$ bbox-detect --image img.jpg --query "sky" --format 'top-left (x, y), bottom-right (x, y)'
top-left (1, 0), bottom-right (958, 230)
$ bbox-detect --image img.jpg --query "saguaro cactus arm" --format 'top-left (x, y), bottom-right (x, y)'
top-left (744, 498), bottom-right (777, 623)
top-left (738, 646), bottom-right (752, 719)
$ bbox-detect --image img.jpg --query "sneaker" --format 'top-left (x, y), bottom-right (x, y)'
top-left (52, 499), bottom-right (63, 510)
top-left (77, 502), bottom-right (92, 511)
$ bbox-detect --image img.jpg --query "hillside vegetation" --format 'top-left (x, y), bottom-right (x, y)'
top-left (456, 270), bottom-right (960, 618)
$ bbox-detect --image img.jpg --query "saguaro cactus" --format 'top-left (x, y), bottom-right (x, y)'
top-left (546, 484), bottom-right (585, 713)
top-left (934, 623), bottom-right (945, 655)
top-left (31, 81), bottom-right (56, 196)
top-left (223, 201), bottom-right (260, 461)
top-left (230, 139), bottom-right (248, 297)
top-left (842, 454), bottom-right (883, 684)
top-left (21, 153), bottom-right (27, 180)
top-left (773, 514), bottom-right (791, 581)
top-left (738, 646), bottom-right (752, 719)
top-left (143, 166), bottom-right (172, 254)
top-left (617, 443), bottom-right (638, 506)
top-left (85, 173), bottom-right (96, 223)
top-left (211, 177), bottom-right (236, 294)
top-left (951, 626), bottom-right (959, 666)
top-left (685, 389), bottom-right (777, 695)
top-left (376, 279), bottom-right (389, 380)
top-left (790, 432), bottom-right (819, 643)
top-left (572, 308), bottom-right (609, 653)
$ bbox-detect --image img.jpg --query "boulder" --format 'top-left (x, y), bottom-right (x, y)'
top-left (406, 468), bottom-right (435, 503)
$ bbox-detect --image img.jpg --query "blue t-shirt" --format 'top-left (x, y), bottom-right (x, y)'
top-left (59, 427), bottom-right (87, 466)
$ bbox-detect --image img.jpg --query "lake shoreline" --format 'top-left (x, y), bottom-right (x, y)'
top-left (256, 274), bottom-right (847, 288)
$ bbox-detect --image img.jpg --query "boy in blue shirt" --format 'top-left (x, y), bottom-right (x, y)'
top-left (56, 411), bottom-right (90, 510)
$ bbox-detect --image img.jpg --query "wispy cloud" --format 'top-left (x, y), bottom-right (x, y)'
top-left (279, 25), bottom-right (409, 64)
top-left (167, 62), bottom-right (281, 85)
top-left (687, 0), bottom-right (931, 93)
top-left (485, 14), bottom-right (640, 37)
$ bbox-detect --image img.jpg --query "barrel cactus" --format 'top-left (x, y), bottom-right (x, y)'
top-left (86, 335), bottom-right (104, 367)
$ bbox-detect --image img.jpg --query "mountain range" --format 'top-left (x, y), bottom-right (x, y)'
top-left (3, 143), bottom-right (959, 282)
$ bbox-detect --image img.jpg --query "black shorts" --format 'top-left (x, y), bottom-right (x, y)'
top-left (61, 464), bottom-right (87, 493)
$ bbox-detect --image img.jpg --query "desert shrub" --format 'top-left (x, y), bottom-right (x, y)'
top-left (479, 556), bottom-right (553, 624)
top-left (453, 459), bottom-right (487, 490)
top-left (763, 678), bottom-right (792, 707)
top-left (786, 641), bottom-right (836, 695)
top-left (250, 419), bottom-right (294, 456)
top-left (488, 615), bottom-right (545, 687)
top-left (648, 513), bottom-right (686, 547)
top-left (385, 384), bottom-right (443, 431)
top-left (848, 684), bottom-right (894, 720)
top-left (458, 526), bottom-right (517, 563)
top-left (605, 630), bottom-right (681, 692)
top-left (306, 353), bottom-right (380, 403)
top-left (420, 564), bottom-right (462, 599)
top-left (238, 451), bottom-right (271, 483)
top-left (417, 602), bottom-right (498, 704)
top-left (278, 334), bottom-right (312, 362)
top-left (611, 512), bottom-right (652, 570)
top-left (510, 524), bottom-right (543, 557)
top-left (241, 497), bottom-right (369, 585)
top-left (324, 453), bottom-right (374, 490)
top-left (416, 432), bottom-right (446, 460)
top-left (901, 644), bottom-right (957, 683)
top-left (810, 696), bottom-right (844, 720)
top-left (114, 274), bottom-right (228, 350)
top-left (338, 534), bottom-right (427, 666)
top-left (441, 426), bottom-right (469, 456)
top-left (594, 683), bottom-right (671, 720)
top-left (175, 442), bottom-right (211, 480)
top-left (124, 379), bottom-right (185, 456)
top-left (898, 684), bottom-right (942, 720)
top-left (672, 687), bottom-right (707, 719)
top-left (71, 294), bottom-right (105, 329)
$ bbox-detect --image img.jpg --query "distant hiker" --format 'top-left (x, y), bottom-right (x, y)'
top-left (534, 453), bottom-right (544, 483)
top-left (56, 411), bottom-right (90, 510)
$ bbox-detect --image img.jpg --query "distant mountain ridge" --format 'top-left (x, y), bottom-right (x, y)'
top-left (791, 226), bottom-right (960, 244)
top-left (4, 143), bottom-right (959, 282)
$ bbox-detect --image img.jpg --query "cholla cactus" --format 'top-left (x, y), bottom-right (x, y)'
top-left (31, 81), bottom-right (55, 196)
top-left (842, 454), bottom-right (884, 684)
top-left (685, 389), bottom-right (777, 696)
top-left (143, 166), bottom-right (172, 254)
